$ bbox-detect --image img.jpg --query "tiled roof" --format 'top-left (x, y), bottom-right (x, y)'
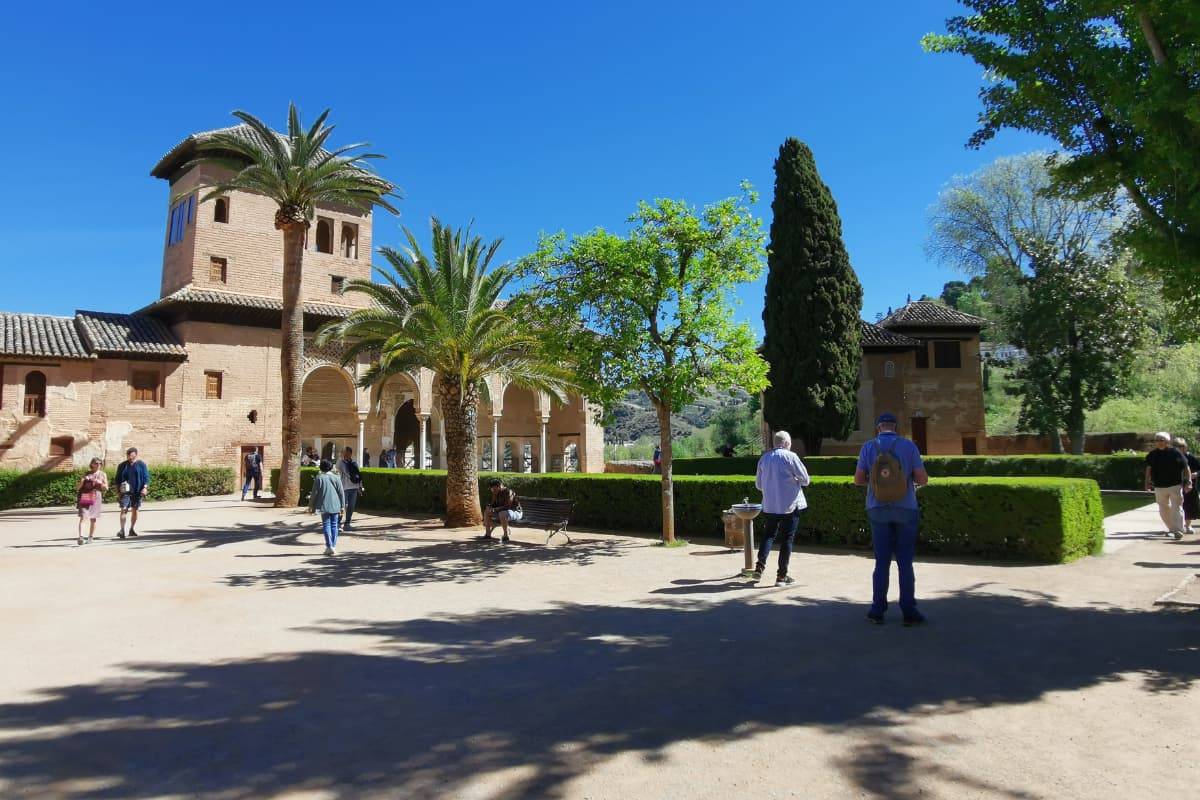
top-left (140, 286), bottom-right (356, 319)
top-left (75, 311), bottom-right (187, 359)
top-left (0, 313), bottom-right (92, 359)
top-left (150, 124), bottom-right (395, 196)
top-left (880, 300), bottom-right (986, 329)
top-left (860, 320), bottom-right (919, 347)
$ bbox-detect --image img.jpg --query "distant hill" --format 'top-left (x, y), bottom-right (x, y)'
top-left (605, 388), bottom-right (751, 443)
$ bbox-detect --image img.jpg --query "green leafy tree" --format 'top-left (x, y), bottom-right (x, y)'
top-left (193, 105), bottom-right (398, 507)
top-left (318, 219), bottom-right (573, 527)
top-left (1011, 243), bottom-right (1147, 453)
top-left (521, 189), bottom-right (769, 543)
top-left (711, 403), bottom-right (762, 455)
top-left (761, 138), bottom-right (863, 455)
top-left (924, 1), bottom-right (1200, 325)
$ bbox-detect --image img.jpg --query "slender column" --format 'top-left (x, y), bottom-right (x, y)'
top-left (492, 417), bottom-right (500, 472)
top-left (540, 419), bottom-right (549, 473)
top-left (439, 421), bottom-right (447, 469)
top-left (357, 413), bottom-right (367, 462)
top-left (418, 415), bottom-right (429, 470)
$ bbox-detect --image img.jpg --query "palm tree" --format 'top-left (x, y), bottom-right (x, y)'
top-left (317, 218), bottom-right (574, 527)
top-left (191, 104), bottom-right (398, 507)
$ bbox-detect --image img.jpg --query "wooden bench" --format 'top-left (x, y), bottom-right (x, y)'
top-left (504, 496), bottom-right (576, 543)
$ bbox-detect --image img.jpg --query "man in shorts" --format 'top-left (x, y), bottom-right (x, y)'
top-left (481, 478), bottom-right (522, 543)
top-left (115, 447), bottom-right (150, 538)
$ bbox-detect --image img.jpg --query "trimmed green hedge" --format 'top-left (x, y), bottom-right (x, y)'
top-left (273, 467), bottom-right (1104, 563)
top-left (0, 466), bottom-right (234, 510)
top-left (673, 454), bottom-right (1145, 490)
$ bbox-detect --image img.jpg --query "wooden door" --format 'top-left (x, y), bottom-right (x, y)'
top-left (911, 417), bottom-right (928, 454)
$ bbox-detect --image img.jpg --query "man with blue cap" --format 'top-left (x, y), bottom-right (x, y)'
top-left (853, 412), bottom-right (929, 625)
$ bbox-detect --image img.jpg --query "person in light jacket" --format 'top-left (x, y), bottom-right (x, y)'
top-left (307, 458), bottom-right (345, 556)
top-left (753, 430), bottom-right (811, 586)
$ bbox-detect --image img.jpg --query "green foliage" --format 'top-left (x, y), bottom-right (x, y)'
top-left (273, 468), bottom-right (1103, 563)
top-left (1086, 342), bottom-right (1200, 437)
top-left (1011, 243), bottom-right (1147, 449)
top-left (924, 2), bottom-right (1200, 326)
top-left (0, 466), bottom-right (233, 510)
top-left (519, 186), bottom-right (770, 541)
top-left (673, 454), bottom-right (1145, 490)
top-left (318, 219), bottom-right (574, 402)
top-left (194, 103), bottom-right (398, 222)
top-left (762, 138), bottom-right (863, 454)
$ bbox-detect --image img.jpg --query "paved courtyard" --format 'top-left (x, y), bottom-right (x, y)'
top-left (1, 496), bottom-right (1197, 799)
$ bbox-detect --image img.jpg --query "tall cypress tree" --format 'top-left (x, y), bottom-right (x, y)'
top-left (762, 138), bottom-right (863, 455)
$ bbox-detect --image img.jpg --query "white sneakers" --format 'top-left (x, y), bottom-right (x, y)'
top-left (324, 546), bottom-right (337, 556)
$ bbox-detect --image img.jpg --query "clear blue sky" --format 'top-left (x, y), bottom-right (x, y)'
top-left (0, 1), bottom-right (1048, 334)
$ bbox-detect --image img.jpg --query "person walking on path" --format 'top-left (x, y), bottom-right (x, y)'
top-left (653, 445), bottom-right (662, 474)
top-left (1145, 432), bottom-right (1191, 538)
top-left (241, 448), bottom-right (263, 501)
top-left (75, 458), bottom-right (109, 545)
top-left (753, 430), bottom-right (811, 586)
top-left (336, 446), bottom-right (365, 532)
top-left (363, 449), bottom-right (371, 468)
top-left (1174, 438), bottom-right (1200, 528)
top-left (480, 478), bottom-right (522, 543)
top-left (308, 458), bottom-right (345, 556)
top-left (115, 447), bottom-right (150, 539)
top-left (854, 413), bottom-right (929, 626)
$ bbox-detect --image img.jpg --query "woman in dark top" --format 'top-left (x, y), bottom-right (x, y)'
top-left (1174, 438), bottom-right (1200, 527)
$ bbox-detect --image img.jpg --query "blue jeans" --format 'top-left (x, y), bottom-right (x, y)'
top-left (241, 473), bottom-right (261, 498)
top-left (322, 513), bottom-right (340, 549)
top-left (343, 488), bottom-right (359, 529)
top-left (867, 506), bottom-right (920, 617)
top-left (756, 509), bottom-right (803, 578)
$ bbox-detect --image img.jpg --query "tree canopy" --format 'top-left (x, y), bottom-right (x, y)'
top-left (520, 188), bottom-right (769, 542)
top-left (924, 1), bottom-right (1200, 325)
top-left (761, 138), bottom-right (863, 455)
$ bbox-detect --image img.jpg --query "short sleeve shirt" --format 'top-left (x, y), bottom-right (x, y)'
top-left (856, 433), bottom-right (924, 510)
top-left (1146, 448), bottom-right (1187, 488)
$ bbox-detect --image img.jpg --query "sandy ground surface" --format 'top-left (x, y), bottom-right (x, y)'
top-left (0, 495), bottom-right (1197, 800)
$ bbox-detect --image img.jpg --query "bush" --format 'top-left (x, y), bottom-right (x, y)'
top-left (673, 453), bottom-right (1145, 489)
top-left (0, 465), bottom-right (234, 510)
top-left (273, 468), bottom-right (1103, 563)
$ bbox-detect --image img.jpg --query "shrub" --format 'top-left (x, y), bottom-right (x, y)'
top-left (273, 468), bottom-right (1103, 563)
top-left (673, 453), bottom-right (1145, 489)
top-left (0, 465), bottom-right (234, 510)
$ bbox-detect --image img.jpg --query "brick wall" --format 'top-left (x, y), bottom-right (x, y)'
top-left (161, 164), bottom-right (374, 307)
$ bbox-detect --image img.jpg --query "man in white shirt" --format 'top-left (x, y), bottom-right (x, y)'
top-left (754, 430), bottom-right (811, 586)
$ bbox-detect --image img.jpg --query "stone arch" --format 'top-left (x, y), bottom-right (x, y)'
top-left (300, 365), bottom-right (359, 460)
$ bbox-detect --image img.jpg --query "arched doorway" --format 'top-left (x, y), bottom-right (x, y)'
top-left (393, 400), bottom-right (420, 467)
top-left (301, 366), bottom-right (358, 461)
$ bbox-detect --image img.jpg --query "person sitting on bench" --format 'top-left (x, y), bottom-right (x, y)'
top-left (482, 478), bottom-right (523, 543)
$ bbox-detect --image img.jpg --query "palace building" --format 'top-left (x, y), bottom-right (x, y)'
top-left (820, 302), bottom-right (988, 455)
top-left (0, 124), bottom-right (606, 478)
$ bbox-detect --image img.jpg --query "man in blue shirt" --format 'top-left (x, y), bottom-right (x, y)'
top-left (115, 447), bottom-right (151, 539)
top-left (854, 413), bottom-right (929, 625)
top-left (754, 430), bottom-right (811, 586)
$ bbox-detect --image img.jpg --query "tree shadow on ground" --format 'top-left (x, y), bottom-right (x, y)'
top-left (0, 590), bottom-right (1196, 799)
top-left (225, 537), bottom-right (630, 589)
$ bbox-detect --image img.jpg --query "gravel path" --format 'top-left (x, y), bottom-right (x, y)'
top-left (0, 495), bottom-right (1196, 799)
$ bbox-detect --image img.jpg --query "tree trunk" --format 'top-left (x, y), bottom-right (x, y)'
top-left (275, 225), bottom-right (306, 507)
top-left (1048, 429), bottom-right (1065, 454)
top-left (655, 401), bottom-right (675, 544)
top-left (802, 433), bottom-right (823, 456)
top-left (439, 375), bottom-right (482, 527)
top-left (1138, 10), bottom-right (1168, 66)
top-left (1066, 324), bottom-right (1086, 455)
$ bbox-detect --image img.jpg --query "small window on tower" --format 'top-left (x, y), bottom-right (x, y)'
top-left (915, 343), bottom-right (930, 369)
top-left (884, 360), bottom-right (895, 379)
top-left (331, 275), bottom-right (345, 294)
top-left (209, 257), bottom-right (228, 284)
top-left (214, 197), bottom-right (229, 224)
top-left (205, 371), bottom-right (223, 399)
top-left (23, 371), bottom-right (46, 417)
top-left (934, 340), bottom-right (962, 369)
top-left (341, 223), bottom-right (358, 259)
top-left (315, 218), bottom-right (333, 253)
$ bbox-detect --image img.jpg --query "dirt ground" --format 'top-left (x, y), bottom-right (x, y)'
top-left (0, 495), bottom-right (1196, 799)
